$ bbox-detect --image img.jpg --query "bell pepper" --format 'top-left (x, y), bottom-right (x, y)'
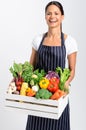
top-left (39, 78), bottom-right (49, 89)
top-left (47, 77), bottom-right (60, 93)
top-left (26, 87), bottom-right (36, 97)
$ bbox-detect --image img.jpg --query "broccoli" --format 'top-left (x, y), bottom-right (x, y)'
top-left (35, 88), bottom-right (52, 99)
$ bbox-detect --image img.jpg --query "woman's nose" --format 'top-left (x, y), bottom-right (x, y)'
top-left (50, 14), bottom-right (55, 18)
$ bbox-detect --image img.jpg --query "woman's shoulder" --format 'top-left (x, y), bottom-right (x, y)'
top-left (32, 33), bottom-right (44, 51)
top-left (64, 33), bottom-right (76, 42)
top-left (34, 33), bottom-right (44, 41)
top-left (64, 34), bottom-right (78, 54)
top-left (65, 34), bottom-right (78, 46)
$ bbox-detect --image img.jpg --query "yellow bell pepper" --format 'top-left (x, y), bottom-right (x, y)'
top-left (39, 78), bottom-right (49, 89)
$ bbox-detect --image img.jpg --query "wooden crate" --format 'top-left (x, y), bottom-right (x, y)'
top-left (5, 94), bottom-right (69, 119)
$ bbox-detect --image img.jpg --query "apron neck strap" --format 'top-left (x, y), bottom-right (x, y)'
top-left (41, 32), bottom-right (64, 45)
top-left (61, 32), bottom-right (64, 46)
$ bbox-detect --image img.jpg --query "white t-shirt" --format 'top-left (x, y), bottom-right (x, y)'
top-left (32, 33), bottom-right (78, 67)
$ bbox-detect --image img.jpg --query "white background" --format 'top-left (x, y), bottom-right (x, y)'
top-left (0, 0), bottom-right (86, 130)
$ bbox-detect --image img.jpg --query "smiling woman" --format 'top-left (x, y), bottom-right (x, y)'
top-left (45, 3), bottom-right (64, 30)
top-left (26, 1), bottom-right (78, 130)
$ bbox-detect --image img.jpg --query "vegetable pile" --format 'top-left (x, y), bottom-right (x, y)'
top-left (7, 61), bottom-right (70, 100)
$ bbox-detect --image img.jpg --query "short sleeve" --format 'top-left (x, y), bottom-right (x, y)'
top-left (65, 35), bottom-right (78, 55)
top-left (32, 34), bottom-right (43, 51)
top-left (32, 37), bottom-right (38, 51)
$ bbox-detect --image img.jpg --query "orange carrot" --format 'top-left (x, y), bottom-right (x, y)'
top-left (50, 89), bottom-right (65, 100)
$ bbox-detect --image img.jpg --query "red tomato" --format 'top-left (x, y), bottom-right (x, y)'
top-left (47, 83), bottom-right (59, 93)
top-left (50, 77), bottom-right (59, 84)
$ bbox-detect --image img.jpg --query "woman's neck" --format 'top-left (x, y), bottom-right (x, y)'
top-left (47, 28), bottom-right (61, 39)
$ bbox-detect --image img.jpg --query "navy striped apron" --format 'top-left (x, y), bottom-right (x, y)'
top-left (26, 32), bottom-right (70, 130)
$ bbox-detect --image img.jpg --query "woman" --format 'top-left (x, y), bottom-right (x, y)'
top-left (26, 1), bottom-right (78, 130)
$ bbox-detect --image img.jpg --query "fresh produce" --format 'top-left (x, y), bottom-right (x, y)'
top-left (17, 85), bottom-right (21, 91)
top-left (50, 89), bottom-right (65, 100)
top-left (26, 87), bottom-right (36, 97)
top-left (9, 61), bottom-right (33, 83)
top-left (50, 77), bottom-right (59, 84)
top-left (30, 69), bottom-right (46, 86)
top-left (32, 85), bottom-right (39, 92)
top-left (9, 62), bottom-right (23, 78)
top-left (13, 91), bottom-right (20, 95)
top-left (35, 88), bottom-right (52, 99)
top-left (39, 78), bottom-right (49, 89)
top-left (56, 67), bottom-right (70, 91)
top-left (47, 77), bottom-right (59, 93)
top-left (21, 61), bottom-right (33, 83)
top-left (45, 71), bottom-right (59, 79)
top-left (7, 82), bottom-right (16, 94)
top-left (8, 61), bottom-right (70, 100)
top-left (15, 77), bottom-right (23, 86)
top-left (15, 77), bottom-right (23, 92)
top-left (20, 82), bottom-right (28, 96)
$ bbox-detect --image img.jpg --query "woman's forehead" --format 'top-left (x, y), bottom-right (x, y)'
top-left (46, 5), bottom-right (61, 13)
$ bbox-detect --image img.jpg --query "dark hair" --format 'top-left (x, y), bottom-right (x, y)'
top-left (45, 1), bottom-right (64, 15)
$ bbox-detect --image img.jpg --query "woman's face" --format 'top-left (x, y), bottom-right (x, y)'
top-left (45, 5), bottom-right (64, 28)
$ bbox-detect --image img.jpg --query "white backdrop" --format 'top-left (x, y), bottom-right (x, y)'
top-left (0, 0), bottom-right (86, 130)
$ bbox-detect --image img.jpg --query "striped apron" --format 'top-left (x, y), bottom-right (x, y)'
top-left (26, 32), bottom-right (70, 130)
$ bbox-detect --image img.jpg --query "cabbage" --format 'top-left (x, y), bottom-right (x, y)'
top-left (45, 71), bottom-right (59, 79)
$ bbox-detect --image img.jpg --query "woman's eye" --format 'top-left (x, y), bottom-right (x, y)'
top-left (55, 13), bottom-right (58, 15)
top-left (47, 13), bottom-right (51, 15)
top-left (46, 12), bottom-right (59, 16)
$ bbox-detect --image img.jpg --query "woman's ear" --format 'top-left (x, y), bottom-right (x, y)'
top-left (61, 15), bottom-right (64, 21)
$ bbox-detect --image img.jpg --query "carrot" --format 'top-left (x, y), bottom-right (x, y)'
top-left (50, 90), bottom-right (60, 100)
top-left (58, 89), bottom-right (65, 97)
top-left (50, 89), bottom-right (65, 100)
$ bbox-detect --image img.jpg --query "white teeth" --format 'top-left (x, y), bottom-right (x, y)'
top-left (49, 20), bottom-right (57, 22)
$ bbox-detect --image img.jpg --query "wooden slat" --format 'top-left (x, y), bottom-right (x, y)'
top-left (5, 94), bottom-right (60, 106)
top-left (5, 106), bottom-right (59, 119)
top-left (5, 100), bottom-right (58, 113)
top-left (5, 93), bottom-right (69, 119)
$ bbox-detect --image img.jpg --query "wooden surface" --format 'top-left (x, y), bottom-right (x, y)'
top-left (5, 94), bottom-right (69, 119)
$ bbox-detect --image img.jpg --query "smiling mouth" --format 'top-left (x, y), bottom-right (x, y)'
top-left (49, 20), bottom-right (57, 23)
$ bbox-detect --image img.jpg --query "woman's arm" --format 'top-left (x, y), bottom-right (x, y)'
top-left (29, 47), bottom-right (37, 67)
top-left (65, 52), bottom-right (77, 88)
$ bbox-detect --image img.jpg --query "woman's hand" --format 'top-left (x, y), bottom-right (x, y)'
top-left (64, 81), bottom-right (70, 94)
top-left (64, 81), bottom-right (70, 89)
